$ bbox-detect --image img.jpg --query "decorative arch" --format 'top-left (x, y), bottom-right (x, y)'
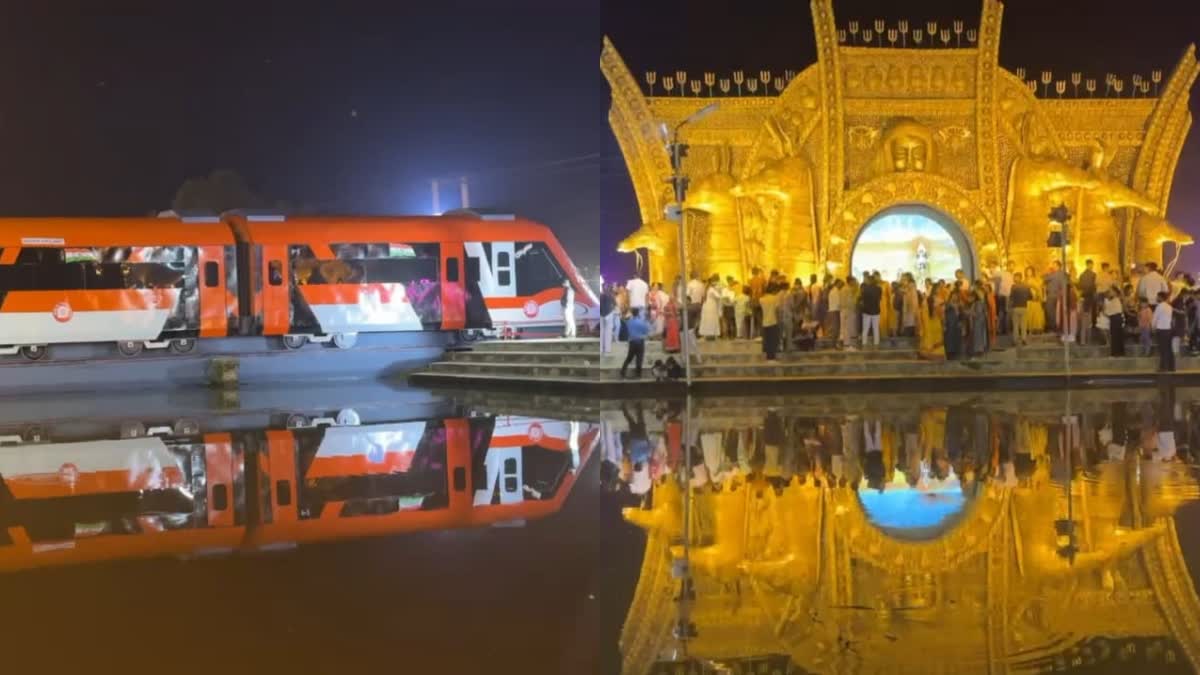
top-left (851, 204), bottom-right (977, 281)
top-left (829, 173), bottom-right (1000, 274)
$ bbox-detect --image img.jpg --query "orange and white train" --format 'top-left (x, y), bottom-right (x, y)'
top-left (0, 212), bottom-right (598, 359)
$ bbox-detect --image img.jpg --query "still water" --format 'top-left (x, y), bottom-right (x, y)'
top-left (1, 383), bottom-right (1199, 674)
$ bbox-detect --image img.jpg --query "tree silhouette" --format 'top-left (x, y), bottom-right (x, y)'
top-left (171, 169), bottom-right (267, 214)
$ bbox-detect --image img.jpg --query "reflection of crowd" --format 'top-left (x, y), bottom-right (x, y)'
top-left (605, 390), bottom-right (1197, 500)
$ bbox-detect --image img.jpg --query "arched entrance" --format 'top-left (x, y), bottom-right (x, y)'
top-left (849, 205), bottom-right (975, 284)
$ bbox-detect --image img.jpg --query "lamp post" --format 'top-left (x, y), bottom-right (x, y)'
top-left (664, 102), bottom-right (719, 387)
top-left (1048, 203), bottom-right (1073, 375)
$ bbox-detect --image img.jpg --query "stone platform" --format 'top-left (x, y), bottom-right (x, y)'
top-left (408, 334), bottom-right (1200, 394)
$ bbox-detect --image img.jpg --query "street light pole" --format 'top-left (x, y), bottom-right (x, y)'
top-left (665, 103), bottom-right (718, 388)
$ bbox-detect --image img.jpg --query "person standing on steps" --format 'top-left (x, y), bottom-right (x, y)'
top-left (561, 280), bottom-right (576, 338)
top-left (1008, 273), bottom-right (1031, 347)
top-left (760, 282), bottom-right (782, 361)
top-left (860, 274), bottom-right (882, 348)
top-left (599, 283), bottom-right (616, 355)
top-left (1153, 292), bottom-right (1176, 372)
top-left (625, 274), bottom-right (648, 316)
top-left (620, 307), bottom-right (650, 379)
top-left (1103, 286), bottom-right (1126, 357)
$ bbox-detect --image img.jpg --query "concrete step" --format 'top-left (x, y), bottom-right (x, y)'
top-left (425, 353), bottom-right (1200, 381)
top-left (447, 350), bottom-right (601, 365)
top-left (469, 338), bottom-right (598, 354)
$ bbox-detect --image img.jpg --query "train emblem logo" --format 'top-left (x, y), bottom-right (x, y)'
top-left (523, 300), bottom-right (538, 317)
top-left (52, 301), bottom-right (73, 323)
top-left (528, 423), bottom-right (544, 443)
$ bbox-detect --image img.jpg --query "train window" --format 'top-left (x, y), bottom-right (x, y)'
top-left (497, 269), bottom-right (511, 287)
top-left (497, 251), bottom-right (510, 267)
top-left (276, 480), bottom-right (292, 507)
top-left (204, 261), bottom-right (220, 287)
top-left (514, 242), bottom-right (564, 296)
top-left (269, 260), bottom-right (283, 286)
top-left (446, 257), bottom-right (459, 282)
top-left (16, 247), bottom-right (63, 265)
top-left (212, 484), bottom-right (229, 511)
top-left (289, 245), bottom-right (316, 261)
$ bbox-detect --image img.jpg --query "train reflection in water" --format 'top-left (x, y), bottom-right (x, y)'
top-left (0, 394), bottom-right (598, 571)
top-left (607, 387), bottom-right (1200, 675)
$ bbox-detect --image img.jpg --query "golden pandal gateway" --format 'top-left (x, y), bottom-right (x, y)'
top-left (603, 0), bottom-right (1199, 284)
top-left (620, 447), bottom-right (1200, 673)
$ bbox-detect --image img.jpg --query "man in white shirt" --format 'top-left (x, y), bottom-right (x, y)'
top-left (1137, 262), bottom-right (1169, 306)
top-left (993, 261), bottom-right (1014, 335)
top-left (625, 275), bottom-right (649, 312)
top-left (1152, 291), bottom-right (1175, 372)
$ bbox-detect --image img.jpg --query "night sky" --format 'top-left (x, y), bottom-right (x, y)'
top-left (0, 1), bottom-right (603, 267)
top-left (602, 0), bottom-right (1200, 281)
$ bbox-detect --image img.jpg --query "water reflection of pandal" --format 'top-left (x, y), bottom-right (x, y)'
top-left (0, 414), bottom-right (598, 571)
top-left (618, 394), bottom-right (1200, 674)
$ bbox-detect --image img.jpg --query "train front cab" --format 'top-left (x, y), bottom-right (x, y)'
top-left (0, 432), bottom-right (246, 571)
top-left (453, 216), bottom-right (599, 336)
top-left (225, 215), bottom-right (470, 349)
top-left (0, 217), bottom-right (237, 359)
top-left (247, 415), bottom-right (598, 548)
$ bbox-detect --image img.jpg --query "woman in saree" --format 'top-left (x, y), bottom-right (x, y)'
top-left (1024, 265), bottom-right (1046, 333)
top-left (919, 280), bottom-right (946, 360)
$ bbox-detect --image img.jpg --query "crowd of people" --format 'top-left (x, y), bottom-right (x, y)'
top-left (598, 259), bottom-right (1200, 376)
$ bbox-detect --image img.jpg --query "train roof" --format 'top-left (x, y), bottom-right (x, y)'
top-left (0, 217), bottom-right (236, 248)
top-left (224, 214), bottom-right (557, 245)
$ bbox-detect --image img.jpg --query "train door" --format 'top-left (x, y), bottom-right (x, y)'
top-left (440, 244), bottom-right (465, 331)
top-left (462, 248), bottom-right (492, 330)
top-left (260, 245), bottom-right (290, 335)
top-left (197, 246), bottom-right (228, 338)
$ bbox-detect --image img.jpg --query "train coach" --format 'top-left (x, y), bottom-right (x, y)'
top-left (0, 212), bottom-right (598, 359)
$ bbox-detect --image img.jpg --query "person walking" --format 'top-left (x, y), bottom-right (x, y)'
top-left (1008, 273), bottom-right (1031, 346)
top-left (860, 274), bottom-right (882, 348)
top-left (620, 307), bottom-right (650, 378)
top-left (721, 277), bottom-right (738, 339)
top-left (1153, 291), bottom-right (1175, 372)
top-left (1103, 287), bottom-right (1125, 356)
top-left (560, 280), bottom-right (576, 338)
top-left (686, 272), bottom-right (706, 334)
top-left (760, 282), bottom-right (782, 360)
top-left (599, 283), bottom-right (617, 355)
top-left (944, 293), bottom-right (963, 360)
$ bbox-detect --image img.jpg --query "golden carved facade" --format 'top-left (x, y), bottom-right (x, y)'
top-left (603, 0), bottom-right (1199, 284)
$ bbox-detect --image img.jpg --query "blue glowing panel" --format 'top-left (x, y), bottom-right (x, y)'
top-left (857, 489), bottom-right (967, 532)
top-left (851, 212), bottom-right (965, 284)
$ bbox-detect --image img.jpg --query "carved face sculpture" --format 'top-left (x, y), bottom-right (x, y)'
top-left (908, 65), bottom-right (925, 93)
top-left (878, 119), bottom-right (936, 174)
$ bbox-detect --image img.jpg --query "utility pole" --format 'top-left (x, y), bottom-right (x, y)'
top-left (431, 179), bottom-right (440, 215)
top-left (664, 103), bottom-right (718, 387)
top-left (460, 176), bottom-right (470, 209)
